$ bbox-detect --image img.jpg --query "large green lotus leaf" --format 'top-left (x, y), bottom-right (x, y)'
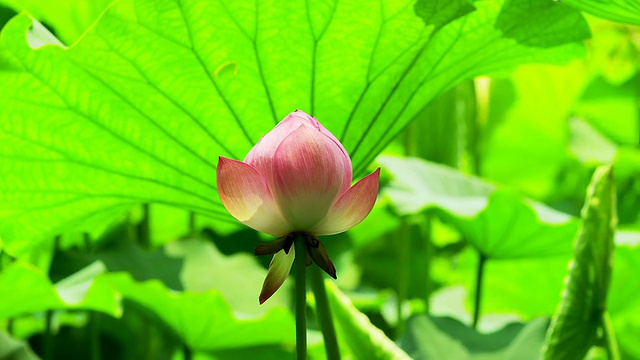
top-left (324, 281), bottom-right (411, 359)
top-left (0, 261), bottom-right (121, 319)
top-left (575, 76), bottom-right (639, 146)
top-left (569, 117), bottom-right (617, 165)
top-left (442, 247), bottom-right (570, 320)
top-left (562, 0), bottom-right (640, 25)
top-left (0, 0), bottom-right (112, 43)
top-left (495, 0), bottom-right (590, 48)
top-left (0, 0), bottom-right (588, 256)
top-left (414, 0), bottom-right (476, 30)
top-left (0, 5), bottom-right (15, 30)
top-left (542, 166), bottom-right (616, 360)
top-left (107, 272), bottom-right (295, 351)
top-left (379, 156), bottom-right (579, 259)
top-left (399, 315), bottom-right (548, 360)
top-left (0, 261), bottom-right (295, 351)
top-left (164, 237), bottom-right (292, 316)
top-left (0, 330), bottom-right (40, 360)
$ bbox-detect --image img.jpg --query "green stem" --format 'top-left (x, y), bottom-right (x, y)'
top-left (138, 203), bottom-right (150, 248)
top-left (182, 344), bottom-right (193, 360)
top-left (44, 310), bottom-right (54, 360)
top-left (44, 237), bottom-right (59, 360)
top-left (602, 310), bottom-right (620, 360)
top-left (420, 214), bottom-right (433, 314)
top-left (309, 267), bottom-right (340, 360)
top-left (464, 81), bottom-right (481, 176)
top-left (472, 253), bottom-right (487, 329)
top-left (0, 251), bottom-right (15, 335)
top-left (294, 234), bottom-right (307, 359)
top-left (89, 312), bottom-right (101, 360)
top-left (396, 220), bottom-right (410, 339)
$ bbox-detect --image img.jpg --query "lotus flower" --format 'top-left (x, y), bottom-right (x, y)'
top-left (217, 110), bottom-right (380, 303)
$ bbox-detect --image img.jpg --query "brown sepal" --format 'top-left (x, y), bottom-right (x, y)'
top-left (305, 233), bottom-right (337, 279)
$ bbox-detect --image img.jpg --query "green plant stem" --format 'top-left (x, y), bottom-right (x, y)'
top-left (472, 253), bottom-right (487, 329)
top-left (419, 213), bottom-right (433, 313)
top-left (294, 234), bottom-right (307, 359)
top-left (396, 220), bottom-right (410, 339)
top-left (138, 203), bottom-right (150, 248)
top-left (90, 312), bottom-right (101, 360)
top-left (0, 251), bottom-right (15, 335)
top-left (44, 310), bottom-right (54, 360)
top-left (463, 80), bottom-right (481, 176)
top-left (182, 344), bottom-right (193, 360)
top-left (309, 267), bottom-right (340, 360)
top-left (602, 310), bottom-right (620, 360)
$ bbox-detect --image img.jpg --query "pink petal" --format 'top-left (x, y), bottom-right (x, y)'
top-left (217, 157), bottom-right (292, 236)
top-left (272, 125), bottom-right (352, 230)
top-left (259, 246), bottom-right (295, 304)
top-left (245, 110), bottom-right (352, 198)
top-left (311, 168), bottom-right (380, 235)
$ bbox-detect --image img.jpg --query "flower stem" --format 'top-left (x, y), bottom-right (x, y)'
top-left (309, 266), bottom-right (340, 359)
top-left (421, 213), bottom-right (433, 313)
top-left (89, 312), bottom-right (101, 360)
top-left (602, 310), bottom-right (620, 360)
top-left (137, 203), bottom-right (150, 248)
top-left (182, 344), bottom-right (193, 360)
top-left (44, 309), bottom-right (54, 360)
top-left (294, 234), bottom-right (307, 359)
top-left (472, 252), bottom-right (487, 329)
top-left (396, 220), bottom-right (410, 339)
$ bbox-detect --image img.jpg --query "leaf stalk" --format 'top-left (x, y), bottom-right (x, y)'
top-left (294, 234), bottom-right (307, 359)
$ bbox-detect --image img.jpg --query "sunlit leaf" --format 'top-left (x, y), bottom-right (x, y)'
top-left (0, 261), bottom-right (121, 319)
top-left (562, 0), bottom-right (640, 25)
top-left (0, 260), bottom-right (295, 352)
top-left (542, 165), bottom-right (617, 360)
top-left (399, 315), bottom-right (548, 359)
top-left (380, 156), bottom-right (579, 259)
top-left (0, 0), bottom-right (588, 256)
top-left (575, 76), bottom-right (640, 145)
top-left (495, 0), bottom-right (590, 47)
top-left (441, 247), bottom-right (571, 321)
top-left (324, 281), bottom-right (411, 359)
top-left (0, 0), bottom-right (112, 43)
top-left (108, 272), bottom-right (295, 351)
top-left (414, 0), bottom-right (476, 30)
top-left (399, 315), bottom-right (468, 359)
top-left (164, 237), bottom-right (292, 315)
top-left (0, 330), bottom-right (40, 360)
top-left (569, 118), bottom-right (617, 165)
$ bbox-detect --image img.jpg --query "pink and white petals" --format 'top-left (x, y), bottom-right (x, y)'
top-left (217, 157), bottom-right (292, 236)
top-left (217, 110), bottom-right (382, 305)
top-left (259, 246), bottom-right (296, 304)
top-left (244, 110), bottom-right (352, 199)
top-left (272, 125), bottom-right (352, 230)
top-left (311, 168), bottom-right (381, 236)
